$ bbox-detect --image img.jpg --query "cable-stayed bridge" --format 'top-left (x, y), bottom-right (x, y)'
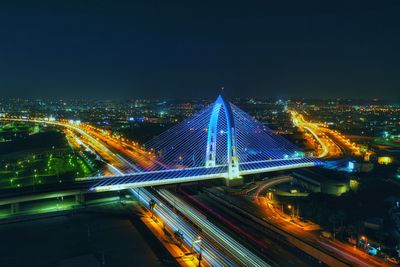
top-left (88, 95), bottom-right (319, 192)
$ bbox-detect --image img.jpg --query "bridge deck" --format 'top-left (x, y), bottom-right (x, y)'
top-left (89, 158), bottom-right (318, 191)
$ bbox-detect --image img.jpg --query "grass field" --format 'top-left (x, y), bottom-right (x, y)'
top-left (0, 122), bottom-right (96, 189)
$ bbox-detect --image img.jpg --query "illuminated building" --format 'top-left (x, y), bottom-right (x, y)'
top-left (377, 156), bottom-right (394, 165)
top-left (293, 168), bottom-right (350, 196)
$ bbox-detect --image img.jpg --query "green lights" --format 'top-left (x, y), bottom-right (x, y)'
top-left (0, 142), bottom-right (97, 190)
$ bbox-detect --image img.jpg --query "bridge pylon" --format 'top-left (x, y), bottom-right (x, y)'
top-left (205, 95), bottom-right (242, 185)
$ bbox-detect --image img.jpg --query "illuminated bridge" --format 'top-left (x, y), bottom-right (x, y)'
top-left (87, 95), bottom-right (319, 192)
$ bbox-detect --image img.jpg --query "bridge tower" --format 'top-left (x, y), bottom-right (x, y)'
top-left (205, 95), bottom-right (241, 185)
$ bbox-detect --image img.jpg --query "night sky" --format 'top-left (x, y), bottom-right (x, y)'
top-left (1, 1), bottom-right (400, 100)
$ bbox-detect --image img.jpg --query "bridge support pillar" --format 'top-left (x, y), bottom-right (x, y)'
top-left (10, 203), bottom-right (20, 214)
top-left (224, 177), bottom-right (244, 187)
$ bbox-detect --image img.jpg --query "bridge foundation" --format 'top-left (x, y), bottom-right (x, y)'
top-left (224, 177), bottom-right (244, 187)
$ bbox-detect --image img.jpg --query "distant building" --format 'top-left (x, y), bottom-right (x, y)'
top-left (293, 167), bottom-right (350, 196)
top-left (348, 160), bottom-right (374, 172)
top-left (377, 156), bottom-right (394, 165)
top-left (375, 149), bottom-right (400, 164)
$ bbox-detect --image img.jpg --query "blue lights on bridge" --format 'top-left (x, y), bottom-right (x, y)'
top-left (90, 95), bottom-right (319, 191)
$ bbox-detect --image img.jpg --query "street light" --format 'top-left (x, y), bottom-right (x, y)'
top-left (192, 236), bottom-right (202, 267)
top-left (360, 235), bottom-right (368, 249)
top-left (288, 204), bottom-right (294, 217)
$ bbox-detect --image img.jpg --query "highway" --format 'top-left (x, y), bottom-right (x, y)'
top-left (101, 149), bottom-right (270, 265)
top-left (290, 111), bottom-right (372, 159)
top-left (157, 189), bottom-right (271, 267)
top-left (28, 117), bottom-right (271, 266)
top-left (226, 181), bottom-right (395, 267)
top-left (130, 187), bottom-right (236, 266)
top-left (64, 122), bottom-right (249, 266)
top-left (83, 132), bottom-right (241, 266)
top-left (175, 188), bottom-right (323, 267)
top-left (291, 111), bottom-right (341, 158)
top-left (88, 125), bottom-right (275, 266)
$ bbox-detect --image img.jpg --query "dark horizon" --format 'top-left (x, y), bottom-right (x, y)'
top-left (1, 1), bottom-right (400, 100)
top-left (1, 96), bottom-right (398, 104)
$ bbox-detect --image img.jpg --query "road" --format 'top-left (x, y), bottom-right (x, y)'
top-left (77, 121), bottom-right (272, 266)
top-left (222, 182), bottom-right (395, 267)
top-left (157, 189), bottom-right (271, 267)
top-left (131, 188), bottom-right (237, 266)
top-left (290, 111), bottom-right (372, 159)
top-left (47, 118), bottom-right (271, 266)
top-left (74, 127), bottom-right (241, 266)
top-left (175, 187), bottom-right (323, 267)
top-left (2, 118), bottom-right (242, 266)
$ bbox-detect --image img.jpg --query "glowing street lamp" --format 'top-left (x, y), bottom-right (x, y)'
top-left (360, 235), bottom-right (369, 249)
top-left (192, 236), bottom-right (202, 266)
top-left (288, 204), bottom-right (295, 217)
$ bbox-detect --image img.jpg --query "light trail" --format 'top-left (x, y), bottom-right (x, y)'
top-left (253, 176), bottom-right (293, 199)
top-left (290, 111), bottom-right (344, 158)
top-left (317, 241), bottom-right (372, 267)
top-left (158, 189), bottom-right (270, 267)
top-left (105, 140), bottom-right (269, 266)
top-left (130, 188), bottom-right (235, 267)
top-left (106, 154), bottom-right (237, 266)
top-left (303, 125), bottom-right (329, 158)
top-left (253, 179), bottom-right (391, 267)
top-left (80, 126), bottom-right (269, 266)
top-left (179, 189), bottom-right (267, 249)
top-left (290, 111), bottom-right (373, 160)
top-left (17, 117), bottom-right (240, 267)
